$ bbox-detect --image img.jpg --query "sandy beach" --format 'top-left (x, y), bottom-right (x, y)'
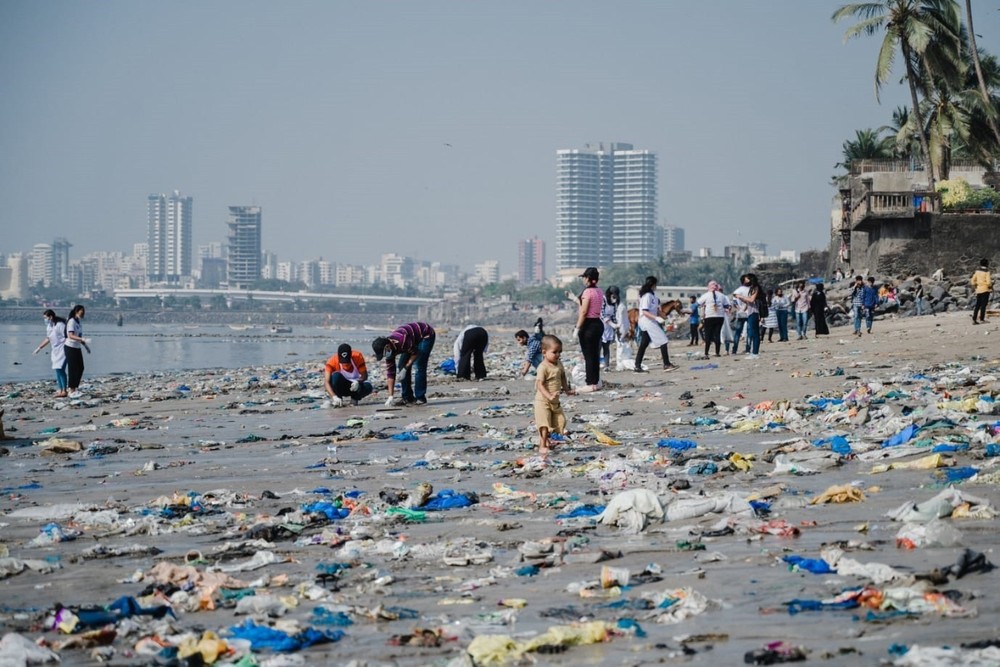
top-left (2, 310), bottom-right (999, 666)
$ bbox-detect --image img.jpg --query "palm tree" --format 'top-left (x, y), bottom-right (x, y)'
top-left (916, 35), bottom-right (1000, 173)
top-left (964, 0), bottom-right (1000, 146)
top-left (838, 128), bottom-right (896, 172)
top-left (878, 106), bottom-right (921, 159)
top-left (833, 0), bottom-right (963, 189)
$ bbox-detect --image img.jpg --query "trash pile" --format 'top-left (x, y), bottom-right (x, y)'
top-left (1, 329), bottom-right (999, 665)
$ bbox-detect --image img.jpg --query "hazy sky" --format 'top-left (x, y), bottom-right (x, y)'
top-left (3, 2), bottom-right (998, 273)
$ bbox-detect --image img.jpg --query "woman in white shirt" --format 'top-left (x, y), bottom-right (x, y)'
top-left (696, 281), bottom-right (730, 358)
top-left (64, 304), bottom-right (91, 397)
top-left (634, 276), bottom-right (678, 372)
top-left (33, 309), bottom-right (68, 397)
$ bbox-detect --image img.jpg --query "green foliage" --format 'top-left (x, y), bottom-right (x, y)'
top-left (936, 178), bottom-right (997, 209)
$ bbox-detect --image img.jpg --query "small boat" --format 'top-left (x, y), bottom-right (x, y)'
top-left (269, 322), bottom-right (292, 334)
top-left (229, 324), bottom-right (254, 331)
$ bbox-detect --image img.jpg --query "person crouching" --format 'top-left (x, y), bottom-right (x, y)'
top-left (324, 344), bottom-right (373, 407)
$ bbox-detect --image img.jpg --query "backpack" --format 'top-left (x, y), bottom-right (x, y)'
top-left (755, 290), bottom-right (769, 320)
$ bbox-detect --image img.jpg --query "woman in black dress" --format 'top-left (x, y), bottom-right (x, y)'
top-left (809, 283), bottom-right (830, 336)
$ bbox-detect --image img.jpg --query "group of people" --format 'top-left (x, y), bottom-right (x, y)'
top-left (323, 320), bottom-right (493, 408)
top-left (32, 305), bottom-right (90, 399)
top-left (678, 276), bottom-right (832, 358)
top-left (33, 260), bottom-right (995, 457)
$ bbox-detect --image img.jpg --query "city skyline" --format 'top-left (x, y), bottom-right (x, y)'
top-left (4, 3), bottom-right (1000, 272)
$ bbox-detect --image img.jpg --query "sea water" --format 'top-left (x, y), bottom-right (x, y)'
top-left (0, 323), bottom-right (379, 384)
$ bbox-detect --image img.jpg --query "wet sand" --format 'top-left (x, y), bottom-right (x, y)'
top-left (1, 311), bottom-right (999, 666)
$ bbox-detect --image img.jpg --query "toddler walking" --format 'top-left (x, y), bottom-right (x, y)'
top-left (534, 335), bottom-right (573, 455)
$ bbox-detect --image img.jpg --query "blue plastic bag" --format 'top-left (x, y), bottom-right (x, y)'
top-left (657, 438), bottom-right (697, 451)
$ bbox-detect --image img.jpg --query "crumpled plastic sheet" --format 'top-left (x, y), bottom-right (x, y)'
top-left (640, 587), bottom-right (712, 624)
top-left (227, 619), bottom-right (345, 652)
top-left (0, 632), bottom-right (61, 664)
top-left (810, 484), bottom-right (865, 504)
top-left (597, 489), bottom-right (663, 534)
top-left (892, 644), bottom-right (1000, 666)
top-left (886, 488), bottom-right (995, 522)
top-left (466, 620), bottom-right (615, 666)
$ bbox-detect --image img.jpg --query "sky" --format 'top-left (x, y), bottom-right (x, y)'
top-left (2, 1), bottom-right (999, 274)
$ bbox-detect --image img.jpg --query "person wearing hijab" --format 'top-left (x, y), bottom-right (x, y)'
top-left (810, 284), bottom-right (830, 336)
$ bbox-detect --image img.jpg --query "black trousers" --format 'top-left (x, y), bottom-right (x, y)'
top-left (702, 317), bottom-right (723, 356)
top-left (457, 326), bottom-right (489, 379)
top-left (329, 372), bottom-right (374, 400)
top-left (635, 330), bottom-right (670, 368)
top-left (578, 318), bottom-right (603, 386)
top-left (65, 346), bottom-right (85, 390)
top-left (974, 292), bottom-right (990, 322)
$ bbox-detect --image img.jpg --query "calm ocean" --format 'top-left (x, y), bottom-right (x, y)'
top-left (0, 323), bottom-right (380, 384)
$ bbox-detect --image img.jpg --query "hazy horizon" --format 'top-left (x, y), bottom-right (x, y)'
top-left (4, 1), bottom-right (997, 273)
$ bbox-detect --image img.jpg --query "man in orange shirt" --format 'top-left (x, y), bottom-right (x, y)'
top-left (324, 344), bottom-right (373, 407)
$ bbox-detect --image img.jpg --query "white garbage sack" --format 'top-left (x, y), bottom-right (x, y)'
top-left (597, 489), bottom-right (664, 534)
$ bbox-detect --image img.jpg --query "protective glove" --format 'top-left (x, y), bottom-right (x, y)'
top-left (33, 347), bottom-right (41, 355)
top-left (350, 380), bottom-right (360, 393)
top-left (384, 396), bottom-right (395, 407)
top-left (572, 327), bottom-right (579, 340)
top-left (655, 316), bottom-right (665, 325)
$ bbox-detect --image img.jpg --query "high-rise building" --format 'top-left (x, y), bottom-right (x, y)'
top-left (518, 237), bottom-right (546, 285)
top-left (52, 237), bottom-right (72, 284)
top-left (474, 260), bottom-right (500, 285)
top-left (556, 142), bottom-right (658, 270)
top-left (1, 254), bottom-right (29, 300)
top-left (147, 191), bottom-right (193, 284)
top-left (227, 206), bottom-right (262, 288)
top-left (30, 243), bottom-right (53, 287)
top-left (663, 225), bottom-right (685, 253)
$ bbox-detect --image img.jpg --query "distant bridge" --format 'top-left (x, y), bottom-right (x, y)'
top-left (113, 287), bottom-right (441, 307)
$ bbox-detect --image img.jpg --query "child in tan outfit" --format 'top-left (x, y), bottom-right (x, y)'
top-left (533, 335), bottom-right (573, 454)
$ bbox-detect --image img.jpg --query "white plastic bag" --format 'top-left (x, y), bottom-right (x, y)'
top-left (615, 339), bottom-right (634, 370)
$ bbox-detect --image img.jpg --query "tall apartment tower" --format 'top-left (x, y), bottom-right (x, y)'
top-left (555, 142), bottom-right (658, 270)
top-left (663, 225), bottom-right (685, 253)
top-left (226, 206), bottom-right (262, 288)
top-left (518, 237), bottom-right (546, 285)
top-left (30, 243), bottom-right (53, 287)
top-left (52, 237), bottom-right (72, 284)
top-left (147, 191), bottom-right (193, 284)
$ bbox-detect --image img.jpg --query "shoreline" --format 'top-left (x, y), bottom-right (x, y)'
top-left (1, 311), bottom-right (999, 666)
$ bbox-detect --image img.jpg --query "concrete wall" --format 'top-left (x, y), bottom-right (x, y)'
top-left (845, 213), bottom-right (1000, 278)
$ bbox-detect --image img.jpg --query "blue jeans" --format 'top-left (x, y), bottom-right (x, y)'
top-left (777, 310), bottom-right (789, 341)
top-left (915, 297), bottom-right (926, 315)
top-left (55, 364), bottom-right (68, 391)
top-left (795, 311), bottom-right (809, 338)
top-left (397, 334), bottom-right (436, 401)
top-left (732, 317), bottom-right (749, 353)
top-left (853, 305), bottom-right (864, 334)
top-left (746, 313), bottom-right (761, 354)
